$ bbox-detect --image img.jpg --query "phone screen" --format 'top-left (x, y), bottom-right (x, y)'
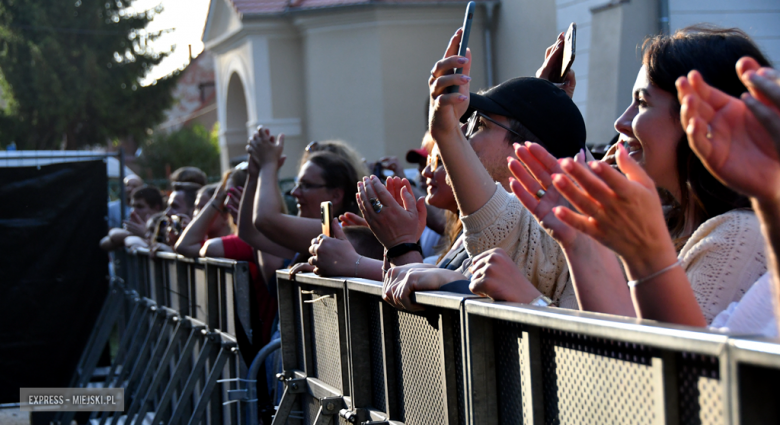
top-left (321, 201), bottom-right (333, 238)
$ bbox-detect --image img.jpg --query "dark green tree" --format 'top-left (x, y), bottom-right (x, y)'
top-left (137, 123), bottom-right (221, 181)
top-left (0, 0), bottom-right (180, 149)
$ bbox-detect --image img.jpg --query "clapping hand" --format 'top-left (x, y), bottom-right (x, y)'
top-left (677, 58), bottom-right (780, 204)
top-left (356, 175), bottom-right (426, 249)
top-left (508, 142), bottom-right (586, 248)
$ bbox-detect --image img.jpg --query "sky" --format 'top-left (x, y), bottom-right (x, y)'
top-left (127, 0), bottom-right (212, 83)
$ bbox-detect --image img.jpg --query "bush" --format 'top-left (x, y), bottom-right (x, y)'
top-left (137, 124), bottom-right (221, 181)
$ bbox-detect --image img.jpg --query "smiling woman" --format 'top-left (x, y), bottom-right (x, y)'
top-left (539, 25), bottom-right (774, 325)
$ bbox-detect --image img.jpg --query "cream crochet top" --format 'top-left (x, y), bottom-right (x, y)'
top-left (460, 184), bottom-right (578, 308)
top-left (679, 209), bottom-right (766, 324)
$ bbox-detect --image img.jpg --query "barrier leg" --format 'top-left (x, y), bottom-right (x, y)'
top-left (165, 333), bottom-right (218, 425)
top-left (124, 314), bottom-right (181, 423)
top-left (139, 323), bottom-right (204, 425)
top-left (185, 343), bottom-right (236, 425)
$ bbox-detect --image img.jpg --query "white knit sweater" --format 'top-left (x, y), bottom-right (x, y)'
top-left (679, 209), bottom-right (767, 324)
top-left (460, 184), bottom-right (577, 308)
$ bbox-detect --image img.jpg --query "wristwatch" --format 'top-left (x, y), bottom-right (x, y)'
top-left (386, 243), bottom-right (423, 259)
top-left (529, 294), bottom-right (553, 307)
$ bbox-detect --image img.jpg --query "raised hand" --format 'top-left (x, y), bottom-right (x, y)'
top-left (123, 210), bottom-right (146, 236)
top-left (535, 31), bottom-right (577, 98)
top-left (247, 126), bottom-right (285, 167)
top-left (508, 142), bottom-right (585, 248)
top-left (428, 28), bottom-right (472, 144)
top-left (356, 175), bottom-right (426, 249)
top-left (551, 144), bottom-right (679, 280)
top-left (677, 66), bottom-right (780, 203)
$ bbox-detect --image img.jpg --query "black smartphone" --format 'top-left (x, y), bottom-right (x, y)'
top-left (550, 23), bottom-right (577, 83)
top-left (372, 162), bottom-right (384, 179)
top-left (321, 201), bottom-right (334, 238)
top-left (446, 1), bottom-right (476, 94)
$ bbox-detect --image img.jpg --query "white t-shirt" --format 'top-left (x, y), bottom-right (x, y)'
top-left (711, 272), bottom-right (777, 337)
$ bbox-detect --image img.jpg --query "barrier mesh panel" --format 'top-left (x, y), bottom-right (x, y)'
top-left (392, 310), bottom-right (446, 425)
top-left (541, 329), bottom-right (659, 425)
top-left (494, 320), bottom-right (525, 425)
top-left (451, 311), bottom-right (466, 425)
top-left (368, 300), bottom-right (386, 411)
top-left (678, 353), bottom-right (722, 425)
top-left (309, 294), bottom-right (343, 392)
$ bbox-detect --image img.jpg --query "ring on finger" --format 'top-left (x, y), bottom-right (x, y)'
top-left (706, 124), bottom-right (713, 140)
top-left (536, 189), bottom-right (547, 199)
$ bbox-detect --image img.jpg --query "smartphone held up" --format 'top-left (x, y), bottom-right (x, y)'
top-left (321, 201), bottom-right (334, 238)
top-left (446, 1), bottom-right (476, 94)
top-left (549, 22), bottom-right (577, 84)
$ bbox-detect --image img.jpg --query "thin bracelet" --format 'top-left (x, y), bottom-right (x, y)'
top-left (627, 259), bottom-right (682, 288)
top-left (354, 255), bottom-right (362, 277)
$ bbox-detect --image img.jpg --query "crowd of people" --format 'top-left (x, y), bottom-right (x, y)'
top-left (105, 23), bottom-right (780, 399)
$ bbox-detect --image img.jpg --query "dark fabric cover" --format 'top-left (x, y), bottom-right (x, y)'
top-left (0, 161), bottom-right (108, 403)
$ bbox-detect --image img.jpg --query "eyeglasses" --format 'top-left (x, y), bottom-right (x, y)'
top-left (465, 110), bottom-right (521, 139)
top-left (292, 180), bottom-right (329, 192)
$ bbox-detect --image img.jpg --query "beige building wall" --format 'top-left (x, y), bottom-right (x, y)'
top-left (586, 0), bottom-right (659, 145)
top-left (668, 0), bottom-right (780, 64)
top-left (493, 0), bottom-right (558, 83)
top-left (296, 6), bottom-right (487, 173)
top-left (206, 1), bottom-right (485, 178)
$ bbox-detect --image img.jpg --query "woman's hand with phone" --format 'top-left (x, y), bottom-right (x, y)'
top-left (536, 32), bottom-right (577, 98)
top-left (428, 28), bottom-right (472, 145)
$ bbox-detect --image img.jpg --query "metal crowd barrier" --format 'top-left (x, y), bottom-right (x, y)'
top-left (273, 270), bottom-right (780, 425)
top-left (54, 248), bottom-right (253, 425)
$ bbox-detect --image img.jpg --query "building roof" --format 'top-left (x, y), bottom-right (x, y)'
top-left (228, 0), bottom-right (478, 16)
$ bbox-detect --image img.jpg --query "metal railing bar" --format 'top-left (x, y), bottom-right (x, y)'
top-left (286, 271), bottom-right (347, 289)
top-left (412, 290), bottom-right (476, 310)
top-left (464, 299), bottom-right (729, 355)
top-left (345, 278), bottom-right (384, 296)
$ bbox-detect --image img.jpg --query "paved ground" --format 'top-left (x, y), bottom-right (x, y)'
top-left (0, 408), bottom-right (30, 425)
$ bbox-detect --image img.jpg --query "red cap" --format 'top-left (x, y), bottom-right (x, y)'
top-left (406, 148), bottom-right (428, 164)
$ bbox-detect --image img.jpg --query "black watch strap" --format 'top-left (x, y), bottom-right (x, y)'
top-left (386, 242), bottom-right (423, 259)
